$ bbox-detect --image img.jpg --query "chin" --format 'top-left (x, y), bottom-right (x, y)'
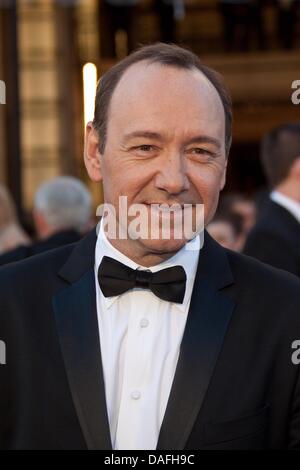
top-left (138, 236), bottom-right (188, 254)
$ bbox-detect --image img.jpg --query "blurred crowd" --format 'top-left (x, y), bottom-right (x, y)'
top-left (0, 176), bottom-right (94, 265)
top-left (1, 121), bottom-right (299, 278)
top-left (100, 0), bottom-right (300, 57)
top-left (207, 122), bottom-right (300, 278)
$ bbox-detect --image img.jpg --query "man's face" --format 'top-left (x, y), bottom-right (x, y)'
top-left (85, 61), bottom-right (227, 255)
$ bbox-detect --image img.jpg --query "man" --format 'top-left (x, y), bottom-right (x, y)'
top-left (207, 211), bottom-right (244, 251)
top-left (218, 193), bottom-right (257, 250)
top-left (0, 44), bottom-right (300, 450)
top-left (0, 176), bottom-right (92, 266)
top-left (244, 123), bottom-right (300, 277)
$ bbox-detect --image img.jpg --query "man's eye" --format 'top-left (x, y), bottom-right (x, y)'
top-left (189, 148), bottom-right (211, 155)
top-left (137, 145), bottom-right (153, 152)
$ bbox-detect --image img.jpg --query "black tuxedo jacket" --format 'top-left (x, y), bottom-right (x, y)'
top-left (244, 199), bottom-right (300, 277)
top-left (0, 228), bottom-right (300, 450)
top-left (0, 229), bottom-right (81, 267)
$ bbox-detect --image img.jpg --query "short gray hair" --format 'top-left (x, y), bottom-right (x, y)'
top-left (34, 176), bottom-right (92, 233)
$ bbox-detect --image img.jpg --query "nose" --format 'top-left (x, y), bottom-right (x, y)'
top-left (154, 152), bottom-right (190, 195)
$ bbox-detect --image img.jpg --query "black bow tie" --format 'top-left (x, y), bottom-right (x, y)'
top-left (98, 256), bottom-right (187, 304)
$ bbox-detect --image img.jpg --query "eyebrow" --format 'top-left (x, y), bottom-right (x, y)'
top-left (184, 135), bottom-right (222, 150)
top-left (122, 131), bottom-right (163, 144)
top-left (122, 130), bottom-right (222, 150)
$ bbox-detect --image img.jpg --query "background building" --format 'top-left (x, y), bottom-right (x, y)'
top-left (0, 0), bottom-right (299, 224)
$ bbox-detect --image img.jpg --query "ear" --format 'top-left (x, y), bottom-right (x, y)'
top-left (290, 156), bottom-right (300, 178)
top-left (84, 122), bottom-right (103, 182)
top-left (220, 157), bottom-right (228, 191)
top-left (33, 209), bottom-right (48, 239)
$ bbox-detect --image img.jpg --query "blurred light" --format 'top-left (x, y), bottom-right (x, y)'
top-left (0, 80), bottom-right (6, 105)
top-left (83, 62), bottom-right (97, 129)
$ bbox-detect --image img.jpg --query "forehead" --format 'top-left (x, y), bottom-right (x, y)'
top-left (108, 61), bottom-right (225, 137)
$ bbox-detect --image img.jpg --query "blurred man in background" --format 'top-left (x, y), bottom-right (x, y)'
top-left (217, 193), bottom-right (256, 249)
top-left (207, 210), bottom-right (244, 251)
top-left (244, 123), bottom-right (300, 277)
top-left (0, 176), bottom-right (92, 266)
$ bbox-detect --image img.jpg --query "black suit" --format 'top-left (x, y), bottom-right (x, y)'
top-left (0, 229), bottom-right (81, 267)
top-left (244, 198), bottom-right (300, 277)
top-left (0, 228), bottom-right (300, 449)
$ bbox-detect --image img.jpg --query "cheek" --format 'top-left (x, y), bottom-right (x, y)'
top-left (190, 167), bottom-right (223, 221)
top-left (101, 157), bottom-right (128, 196)
top-left (102, 162), bottom-right (150, 204)
top-left (191, 166), bottom-right (223, 199)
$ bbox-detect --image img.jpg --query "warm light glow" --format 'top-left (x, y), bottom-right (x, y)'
top-left (83, 62), bottom-right (97, 128)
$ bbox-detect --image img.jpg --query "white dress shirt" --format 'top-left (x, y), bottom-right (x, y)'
top-left (270, 191), bottom-right (300, 224)
top-left (94, 219), bottom-right (200, 450)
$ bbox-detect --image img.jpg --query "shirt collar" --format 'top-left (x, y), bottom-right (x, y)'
top-left (95, 217), bottom-right (201, 313)
top-left (270, 191), bottom-right (300, 224)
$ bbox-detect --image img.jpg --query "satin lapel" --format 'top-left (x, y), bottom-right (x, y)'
top-left (53, 268), bottom-right (112, 450)
top-left (157, 233), bottom-right (236, 450)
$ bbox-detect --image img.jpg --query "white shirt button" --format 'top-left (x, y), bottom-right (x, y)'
top-left (140, 318), bottom-right (149, 328)
top-left (131, 390), bottom-right (141, 400)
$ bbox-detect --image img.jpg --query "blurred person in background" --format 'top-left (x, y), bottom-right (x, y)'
top-left (0, 185), bottom-right (30, 255)
top-left (218, 192), bottom-right (257, 243)
top-left (207, 210), bottom-right (244, 251)
top-left (244, 123), bottom-right (300, 277)
top-left (0, 176), bottom-right (92, 266)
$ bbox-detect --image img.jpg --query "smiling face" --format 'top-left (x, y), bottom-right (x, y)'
top-left (85, 61), bottom-right (228, 265)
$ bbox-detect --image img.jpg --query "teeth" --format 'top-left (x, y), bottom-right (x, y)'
top-left (148, 204), bottom-right (183, 212)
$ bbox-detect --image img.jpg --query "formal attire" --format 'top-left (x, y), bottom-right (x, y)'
top-left (0, 229), bottom-right (81, 267)
top-left (0, 224), bottom-right (300, 449)
top-left (95, 219), bottom-right (200, 450)
top-left (244, 192), bottom-right (300, 277)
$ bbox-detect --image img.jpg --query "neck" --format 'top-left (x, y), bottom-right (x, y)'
top-left (37, 226), bottom-right (64, 240)
top-left (275, 179), bottom-right (300, 204)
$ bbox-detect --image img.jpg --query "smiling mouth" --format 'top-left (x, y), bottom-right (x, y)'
top-left (144, 202), bottom-right (194, 210)
top-left (144, 203), bottom-right (183, 212)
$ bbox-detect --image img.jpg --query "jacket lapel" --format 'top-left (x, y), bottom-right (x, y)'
top-left (52, 227), bottom-right (235, 451)
top-left (157, 232), bottom-right (236, 450)
top-left (52, 228), bottom-right (112, 450)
